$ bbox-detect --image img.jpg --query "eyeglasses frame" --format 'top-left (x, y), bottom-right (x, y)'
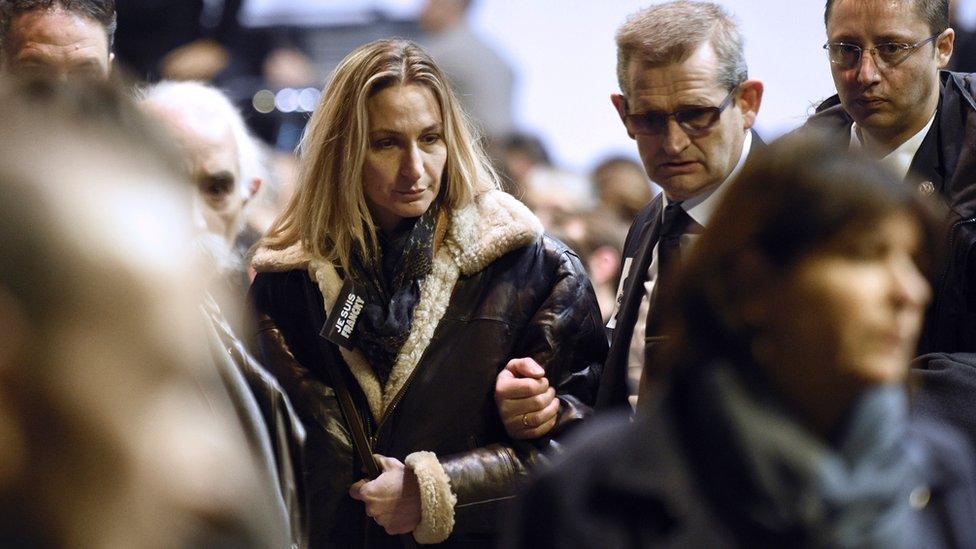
top-left (623, 85), bottom-right (740, 137)
top-left (822, 31), bottom-right (945, 70)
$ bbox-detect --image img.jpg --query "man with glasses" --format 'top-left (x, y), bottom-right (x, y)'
top-left (808, 0), bottom-right (976, 355)
top-left (594, 0), bottom-right (764, 409)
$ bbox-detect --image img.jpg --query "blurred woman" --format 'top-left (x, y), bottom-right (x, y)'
top-left (249, 39), bottom-right (605, 547)
top-left (504, 136), bottom-right (976, 548)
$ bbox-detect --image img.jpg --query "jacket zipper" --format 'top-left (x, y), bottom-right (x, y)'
top-left (932, 216), bottom-right (976, 331)
top-left (370, 354), bottom-right (427, 449)
top-left (363, 355), bottom-right (429, 549)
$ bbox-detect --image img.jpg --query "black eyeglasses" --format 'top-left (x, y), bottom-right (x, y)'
top-left (823, 32), bottom-right (942, 69)
top-left (623, 86), bottom-right (738, 136)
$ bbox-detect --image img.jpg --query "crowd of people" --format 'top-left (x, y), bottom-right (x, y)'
top-left (1, 0), bottom-right (976, 547)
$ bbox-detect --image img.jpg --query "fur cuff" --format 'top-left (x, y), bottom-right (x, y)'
top-left (405, 451), bottom-right (456, 544)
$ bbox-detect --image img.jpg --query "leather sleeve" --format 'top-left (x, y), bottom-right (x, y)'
top-left (427, 441), bottom-right (548, 540)
top-left (516, 240), bottom-right (608, 435)
top-left (420, 242), bottom-right (606, 538)
top-left (206, 302), bottom-right (309, 548)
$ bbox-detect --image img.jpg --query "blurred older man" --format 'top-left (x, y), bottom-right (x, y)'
top-left (0, 0), bottom-right (115, 79)
top-left (140, 81), bottom-right (307, 546)
top-left (141, 81), bottom-right (264, 317)
top-left (142, 81), bottom-right (263, 248)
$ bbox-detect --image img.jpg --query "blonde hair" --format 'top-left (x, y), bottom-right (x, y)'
top-left (259, 39), bottom-right (499, 272)
top-left (615, 1), bottom-right (747, 97)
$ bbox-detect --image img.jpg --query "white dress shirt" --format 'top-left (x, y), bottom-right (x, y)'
top-left (849, 112), bottom-right (936, 181)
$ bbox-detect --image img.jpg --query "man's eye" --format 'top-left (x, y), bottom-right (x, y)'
top-left (373, 138), bottom-right (396, 149)
top-left (677, 108), bottom-right (712, 125)
top-left (201, 177), bottom-right (233, 196)
top-left (877, 43), bottom-right (908, 56)
top-left (420, 133), bottom-right (442, 145)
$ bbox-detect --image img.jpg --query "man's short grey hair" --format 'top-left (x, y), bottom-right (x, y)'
top-left (140, 81), bottom-right (266, 200)
top-left (615, 0), bottom-right (747, 97)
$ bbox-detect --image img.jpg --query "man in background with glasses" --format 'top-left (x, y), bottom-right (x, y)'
top-left (808, 0), bottom-right (976, 356)
top-left (594, 0), bottom-right (764, 409)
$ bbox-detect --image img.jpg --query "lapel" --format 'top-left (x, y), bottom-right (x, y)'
top-left (597, 195), bottom-right (663, 407)
top-left (936, 72), bottom-right (976, 217)
top-left (612, 196), bottom-right (663, 349)
top-left (905, 78), bottom-right (950, 191)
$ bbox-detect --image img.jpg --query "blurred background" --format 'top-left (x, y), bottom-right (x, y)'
top-left (113, 0), bottom-right (844, 169)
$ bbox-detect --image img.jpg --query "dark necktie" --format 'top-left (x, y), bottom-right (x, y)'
top-left (643, 201), bottom-right (696, 380)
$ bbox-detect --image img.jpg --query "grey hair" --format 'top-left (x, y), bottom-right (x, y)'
top-left (615, 0), bottom-right (747, 97)
top-left (139, 80), bottom-right (267, 200)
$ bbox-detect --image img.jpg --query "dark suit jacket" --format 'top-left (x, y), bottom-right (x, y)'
top-left (595, 130), bottom-right (765, 409)
top-left (805, 71), bottom-right (976, 355)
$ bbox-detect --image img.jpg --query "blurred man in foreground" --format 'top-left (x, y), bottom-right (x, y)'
top-left (0, 76), bottom-right (285, 548)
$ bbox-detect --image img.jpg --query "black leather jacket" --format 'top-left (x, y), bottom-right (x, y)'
top-left (249, 191), bottom-right (606, 548)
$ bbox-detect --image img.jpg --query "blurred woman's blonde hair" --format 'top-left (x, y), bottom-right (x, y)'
top-left (258, 38), bottom-right (500, 273)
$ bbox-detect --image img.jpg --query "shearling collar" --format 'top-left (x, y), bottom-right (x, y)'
top-left (251, 189), bottom-right (542, 275)
top-left (251, 189), bottom-right (542, 420)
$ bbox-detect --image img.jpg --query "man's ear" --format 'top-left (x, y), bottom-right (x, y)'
top-left (937, 28), bottom-right (955, 69)
top-left (610, 93), bottom-right (635, 139)
top-left (244, 177), bottom-right (262, 204)
top-left (737, 79), bottom-right (764, 130)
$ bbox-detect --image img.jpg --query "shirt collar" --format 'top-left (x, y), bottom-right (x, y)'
top-left (849, 112), bottom-right (935, 181)
top-left (664, 130), bottom-right (752, 228)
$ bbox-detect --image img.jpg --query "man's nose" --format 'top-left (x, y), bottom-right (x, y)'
top-left (399, 144), bottom-right (423, 182)
top-left (662, 117), bottom-right (691, 155)
top-left (855, 49), bottom-right (883, 87)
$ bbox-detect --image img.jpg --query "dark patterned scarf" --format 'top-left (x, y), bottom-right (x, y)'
top-left (346, 204), bottom-right (439, 386)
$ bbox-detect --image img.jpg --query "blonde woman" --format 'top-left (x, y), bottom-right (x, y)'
top-left (250, 39), bottom-right (605, 548)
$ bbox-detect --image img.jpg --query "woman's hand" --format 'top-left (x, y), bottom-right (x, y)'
top-left (349, 455), bottom-right (422, 535)
top-left (494, 358), bottom-right (559, 439)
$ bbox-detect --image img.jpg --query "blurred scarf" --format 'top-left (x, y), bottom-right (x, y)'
top-left (673, 362), bottom-right (923, 547)
top-left (347, 204), bottom-right (439, 386)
